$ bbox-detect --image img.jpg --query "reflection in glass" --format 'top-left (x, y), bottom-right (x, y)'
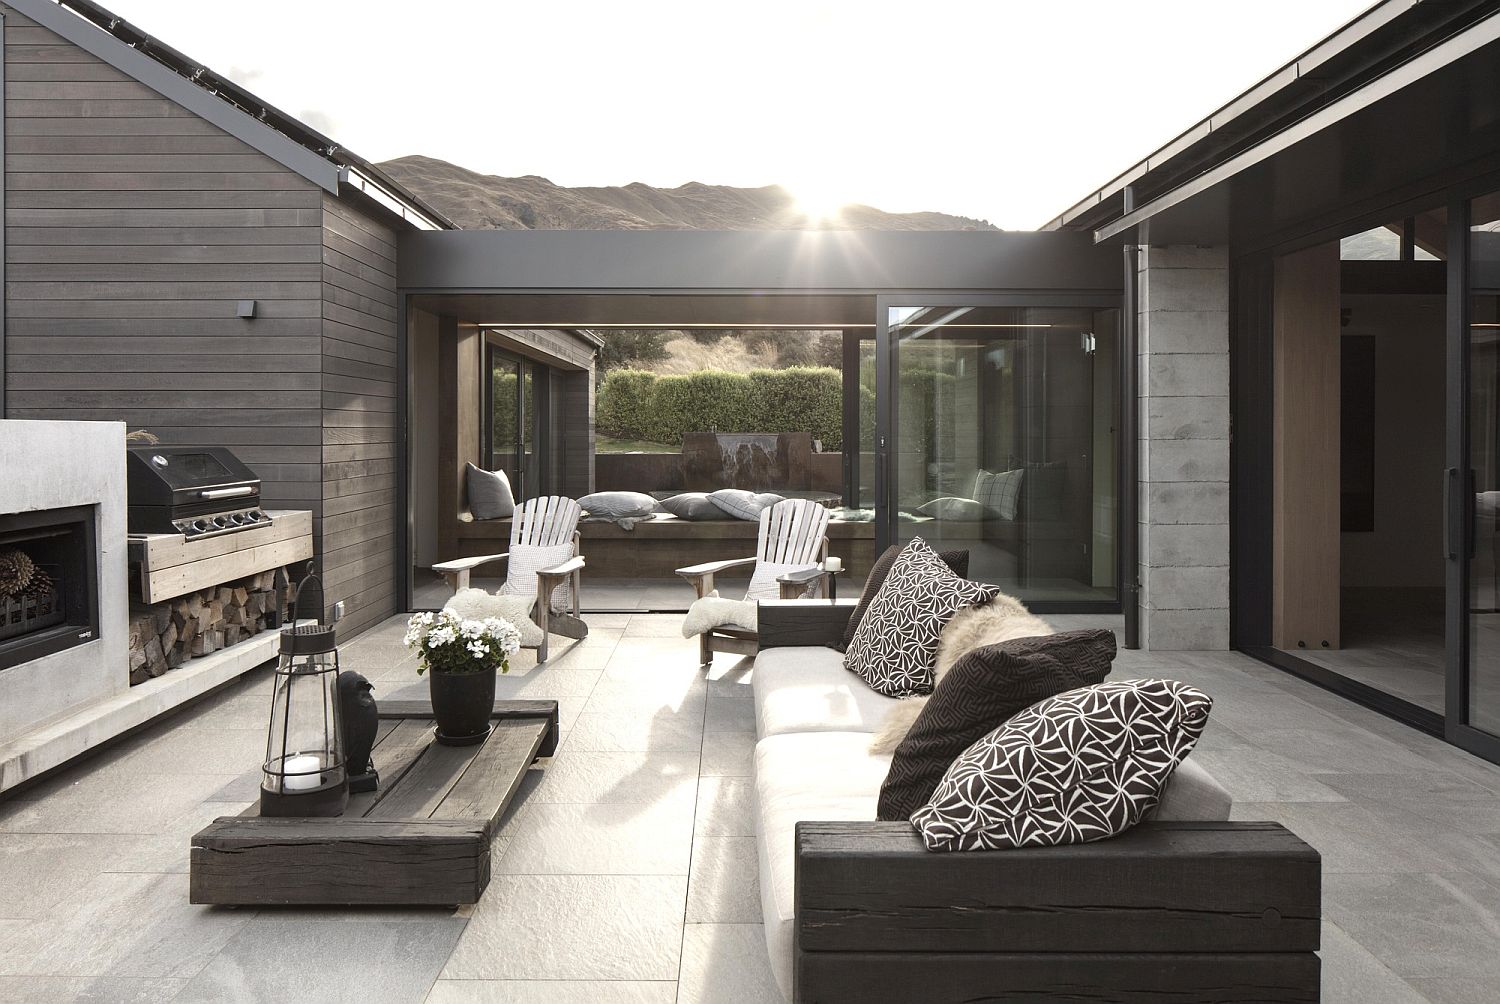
top-left (1471, 192), bottom-right (1500, 736)
top-left (489, 350), bottom-right (520, 492)
top-left (890, 306), bottom-right (1119, 603)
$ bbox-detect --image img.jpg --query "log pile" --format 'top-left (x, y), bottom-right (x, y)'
top-left (128, 568), bottom-right (289, 686)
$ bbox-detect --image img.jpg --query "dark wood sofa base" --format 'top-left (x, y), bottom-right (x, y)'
top-left (794, 820), bottom-right (1322, 1003)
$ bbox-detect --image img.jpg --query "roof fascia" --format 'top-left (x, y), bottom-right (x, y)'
top-left (11, 0), bottom-right (340, 193)
top-left (1094, 9), bottom-right (1500, 243)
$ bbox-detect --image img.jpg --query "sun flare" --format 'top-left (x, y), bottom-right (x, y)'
top-left (790, 180), bottom-right (850, 222)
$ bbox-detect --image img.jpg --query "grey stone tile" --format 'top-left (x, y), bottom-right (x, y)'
top-left (1229, 801), bottom-right (1471, 874)
top-left (174, 916), bottom-right (464, 1003)
top-left (497, 798), bottom-right (694, 875)
top-left (566, 710), bottom-right (704, 752)
top-left (492, 667), bottom-right (602, 699)
top-left (1319, 921), bottom-right (1429, 1004)
top-left (125, 724), bottom-right (271, 774)
top-left (425, 980), bottom-right (676, 1003)
top-left (1325, 872), bottom-right (1500, 980)
top-left (0, 976), bottom-right (185, 1003)
top-left (1191, 749), bottom-right (1347, 803)
top-left (0, 872), bottom-right (250, 978)
top-left (676, 923), bottom-right (784, 1004)
top-left (441, 874), bottom-right (686, 980)
top-left (0, 831), bottom-right (151, 918)
top-left (0, 769), bottom-right (236, 835)
top-left (533, 750), bottom-right (700, 804)
top-left (1245, 723), bottom-right (1440, 776)
top-left (694, 777), bottom-right (755, 837)
top-left (703, 698), bottom-right (755, 732)
top-left (687, 836), bottom-right (760, 923)
top-left (700, 732), bottom-right (755, 778)
top-left (1405, 976), bottom-right (1500, 1003)
top-left (1313, 773), bottom-right (1500, 834)
top-left (104, 800), bottom-right (251, 876)
top-left (581, 684), bottom-right (707, 718)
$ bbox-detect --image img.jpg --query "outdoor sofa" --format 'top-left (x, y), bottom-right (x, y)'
top-left (751, 599), bottom-right (1323, 1003)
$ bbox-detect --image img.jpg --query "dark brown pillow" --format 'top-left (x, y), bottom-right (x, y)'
top-left (876, 628), bottom-right (1117, 821)
top-left (838, 543), bottom-right (969, 652)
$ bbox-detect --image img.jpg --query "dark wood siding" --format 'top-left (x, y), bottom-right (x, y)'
top-left (1, 3), bottom-right (324, 515)
top-left (1, 4), bottom-right (406, 639)
top-left (320, 193), bottom-right (399, 637)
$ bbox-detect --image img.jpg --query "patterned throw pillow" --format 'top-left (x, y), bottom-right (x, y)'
top-left (911, 679), bottom-right (1212, 851)
top-left (876, 629), bottom-right (1117, 821)
top-left (975, 468), bottom-right (1023, 520)
top-left (838, 544), bottom-right (969, 652)
top-left (842, 538), bottom-right (1000, 697)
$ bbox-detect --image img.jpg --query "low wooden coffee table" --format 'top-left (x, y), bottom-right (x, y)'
top-left (189, 699), bottom-right (558, 907)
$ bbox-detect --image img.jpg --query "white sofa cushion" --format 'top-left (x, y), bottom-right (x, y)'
top-left (754, 731), bottom-right (893, 1001)
top-left (1154, 757), bottom-right (1232, 821)
top-left (753, 645), bottom-right (898, 738)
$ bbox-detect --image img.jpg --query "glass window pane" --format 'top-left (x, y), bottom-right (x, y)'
top-left (890, 305), bottom-right (1118, 603)
top-left (1471, 195), bottom-right (1500, 736)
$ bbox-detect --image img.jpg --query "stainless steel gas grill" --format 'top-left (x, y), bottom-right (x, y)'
top-left (126, 446), bottom-right (270, 540)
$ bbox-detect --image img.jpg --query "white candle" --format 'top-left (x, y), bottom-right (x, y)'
top-left (824, 556), bottom-right (843, 573)
top-left (282, 754), bottom-right (322, 791)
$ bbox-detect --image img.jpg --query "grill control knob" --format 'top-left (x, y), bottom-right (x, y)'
top-left (211, 516), bottom-right (229, 529)
top-left (191, 519), bottom-right (210, 533)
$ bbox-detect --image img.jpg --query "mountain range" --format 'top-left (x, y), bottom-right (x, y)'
top-left (377, 155), bottom-right (996, 231)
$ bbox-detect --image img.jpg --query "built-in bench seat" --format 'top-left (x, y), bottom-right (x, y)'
top-left (451, 512), bottom-right (877, 580)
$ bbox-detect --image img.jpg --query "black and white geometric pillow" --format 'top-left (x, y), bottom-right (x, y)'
top-left (843, 537), bottom-right (1000, 698)
top-left (910, 679), bottom-right (1212, 851)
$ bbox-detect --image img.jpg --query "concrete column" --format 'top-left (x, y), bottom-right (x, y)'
top-left (1137, 246), bottom-right (1231, 650)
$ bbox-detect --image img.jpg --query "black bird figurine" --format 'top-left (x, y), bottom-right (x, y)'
top-left (338, 672), bottom-right (380, 793)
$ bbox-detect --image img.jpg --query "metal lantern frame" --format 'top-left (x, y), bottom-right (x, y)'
top-left (259, 564), bottom-right (349, 818)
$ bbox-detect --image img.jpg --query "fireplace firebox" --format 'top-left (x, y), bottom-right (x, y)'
top-left (0, 505), bottom-right (100, 673)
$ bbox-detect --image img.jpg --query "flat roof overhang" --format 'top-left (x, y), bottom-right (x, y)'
top-left (397, 230), bottom-right (1124, 301)
top-left (1091, 15), bottom-right (1500, 249)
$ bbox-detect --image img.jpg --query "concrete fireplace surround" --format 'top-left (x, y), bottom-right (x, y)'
top-left (0, 420), bottom-right (284, 795)
top-left (0, 420), bottom-right (130, 743)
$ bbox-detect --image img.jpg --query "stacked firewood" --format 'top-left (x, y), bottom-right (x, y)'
top-left (128, 568), bottom-right (288, 685)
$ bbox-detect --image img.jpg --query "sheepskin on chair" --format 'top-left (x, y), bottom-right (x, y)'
top-left (443, 587), bottom-right (546, 648)
top-left (869, 594), bottom-right (1053, 753)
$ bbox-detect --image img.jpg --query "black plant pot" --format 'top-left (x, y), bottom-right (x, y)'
top-left (428, 664), bottom-right (497, 746)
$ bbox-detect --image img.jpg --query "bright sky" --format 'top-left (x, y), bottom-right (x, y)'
top-left (103, 0), bottom-right (1374, 229)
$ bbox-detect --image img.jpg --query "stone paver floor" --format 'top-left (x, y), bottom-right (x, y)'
top-left (1, 612), bottom-right (1499, 1001)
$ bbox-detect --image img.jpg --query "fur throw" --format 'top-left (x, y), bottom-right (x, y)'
top-left (869, 595), bottom-right (1052, 753)
top-left (682, 590), bottom-right (758, 638)
top-left (444, 587), bottom-right (545, 647)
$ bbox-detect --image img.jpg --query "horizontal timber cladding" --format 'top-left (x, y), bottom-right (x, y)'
top-left (320, 193), bottom-right (400, 637)
top-left (0, 3), bottom-right (406, 640)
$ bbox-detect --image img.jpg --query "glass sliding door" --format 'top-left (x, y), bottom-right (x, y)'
top-left (883, 303), bottom-right (1120, 605)
top-left (1465, 191), bottom-right (1500, 741)
top-left (487, 349), bottom-right (522, 493)
top-left (485, 346), bottom-right (550, 501)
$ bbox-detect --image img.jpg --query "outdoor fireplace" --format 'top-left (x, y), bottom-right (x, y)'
top-left (0, 505), bottom-right (100, 673)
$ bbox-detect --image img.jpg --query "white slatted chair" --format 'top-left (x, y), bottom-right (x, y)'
top-left (676, 498), bottom-right (833, 667)
top-left (432, 495), bottom-right (588, 662)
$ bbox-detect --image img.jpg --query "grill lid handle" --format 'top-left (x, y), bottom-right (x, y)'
top-left (200, 486), bottom-right (255, 500)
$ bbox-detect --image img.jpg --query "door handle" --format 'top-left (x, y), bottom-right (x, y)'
top-left (1446, 467), bottom-right (1459, 561)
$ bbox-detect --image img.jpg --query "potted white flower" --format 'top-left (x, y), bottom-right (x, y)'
top-left (404, 609), bottom-right (521, 746)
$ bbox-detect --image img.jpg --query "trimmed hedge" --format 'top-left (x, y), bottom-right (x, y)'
top-left (597, 366), bottom-right (847, 449)
top-left (595, 365), bottom-right (958, 453)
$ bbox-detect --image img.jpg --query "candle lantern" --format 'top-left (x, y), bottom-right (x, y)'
top-left (260, 564), bottom-right (348, 817)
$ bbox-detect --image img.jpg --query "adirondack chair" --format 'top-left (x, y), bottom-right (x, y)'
top-left (676, 498), bottom-right (833, 667)
top-left (432, 495), bottom-right (588, 662)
